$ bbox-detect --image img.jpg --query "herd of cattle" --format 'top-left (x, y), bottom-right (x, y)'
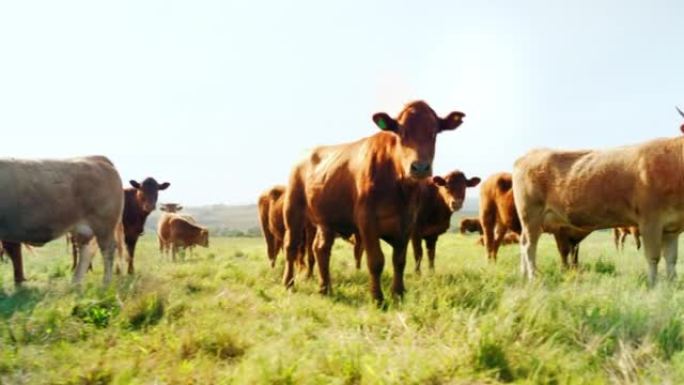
top-left (2, 101), bottom-right (684, 304)
top-left (0, 165), bottom-right (209, 285)
top-left (258, 101), bottom-right (684, 303)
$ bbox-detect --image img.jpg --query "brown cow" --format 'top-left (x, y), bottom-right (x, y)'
top-left (459, 217), bottom-right (483, 235)
top-left (512, 135), bottom-right (684, 285)
top-left (122, 178), bottom-right (169, 273)
top-left (283, 100), bottom-right (465, 303)
top-left (157, 203), bottom-right (196, 259)
top-left (0, 156), bottom-right (123, 285)
top-left (257, 185), bottom-right (315, 273)
top-left (412, 171), bottom-right (480, 272)
top-left (613, 226), bottom-right (641, 251)
top-left (479, 173), bottom-right (522, 262)
top-left (480, 172), bottom-right (588, 267)
top-left (161, 216), bottom-right (209, 260)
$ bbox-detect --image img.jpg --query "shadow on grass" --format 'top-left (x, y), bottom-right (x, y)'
top-left (0, 286), bottom-right (46, 319)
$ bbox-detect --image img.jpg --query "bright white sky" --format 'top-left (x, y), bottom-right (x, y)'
top-left (1, 1), bottom-right (683, 205)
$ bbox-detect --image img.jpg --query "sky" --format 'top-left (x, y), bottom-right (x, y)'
top-left (1, 0), bottom-right (683, 205)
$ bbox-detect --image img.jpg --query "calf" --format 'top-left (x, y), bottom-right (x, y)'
top-left (513, 136), bottom-right (684, 285)
top-left (412, 171), bottom-right (480, 272)
top-left (123, 178), bottom-right (169, 273)
top-left (283, 100), bottom-right (465, 303)
top-left (459, 217), bottom-right (483, 235)
top-left (613, 226), bottom-right (641, 251)
top-left (157, 203), bottom-right (196, 258)
top-left (0, 156), bottom-right (123, 284)
top-left (163, 216), bottom-right (210, 260)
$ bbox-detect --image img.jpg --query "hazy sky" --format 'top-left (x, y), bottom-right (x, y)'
top-left (1, 1), bottom-right (683, 205)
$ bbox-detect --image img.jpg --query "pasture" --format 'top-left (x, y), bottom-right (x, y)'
top-left (2, 232), bottom-right (684, 384)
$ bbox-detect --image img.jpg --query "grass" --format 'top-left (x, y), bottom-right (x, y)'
top-left (1, 231), bottom-right (684, 384)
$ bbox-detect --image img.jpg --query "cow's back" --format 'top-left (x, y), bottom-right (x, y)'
top-left (513, 137), bottom-right (684, 230)
top-left (0, 156), bottom-right (123, 244)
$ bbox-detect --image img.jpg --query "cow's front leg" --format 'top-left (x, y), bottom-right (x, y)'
top-left (391, 238), bottom-right (408, 298)
top-left (125, 237), bottom-right (137, 274)
top-left (411, 234), bottom-right (423, 274)
top-left (3, 241), bottom-right (25, 285)
top-left (425, 235), bottom-right (438, 271)
top-left (359, 227), bottom-right (385, 304)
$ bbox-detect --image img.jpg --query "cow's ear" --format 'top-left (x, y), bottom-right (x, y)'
top-left (177, 205), bottom-right (183, 211)
top-left (467, 177), bottom-right (481, 187)
top-left (432, 176), bottom-right (446, 186)
top-left (372, 113), bottom-right (398, 132)
top-left (439, 111), bottom-right (465, 132)
top-left (129, 180), bottom-right (141, 189)
top-left (158, 182), bottom-right (170, 190)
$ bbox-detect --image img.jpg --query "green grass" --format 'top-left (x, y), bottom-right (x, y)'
top-left (2, 231), bottom-right (684, 384)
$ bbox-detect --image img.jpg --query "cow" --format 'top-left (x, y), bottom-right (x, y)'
top-left (476, 232), bottom-right (519, 246)
top-left (122, 177), bottom-right (169, 273)
top-left (411, 171), bottom-right (480, 272)
top-left (159, 215), bottom-right (209, 260)
top-left (512, 135), bottom-right (684, 285)
top-left (479, 173), bottom-right (522, 262)
top-left (0, 156), bottom-right (123, 285)
top-left (459, 217), bottom-right (483, 235)
top-left (480, 172), bottom-right (589, 267)
top-left (283, 100), bottom-right (465, 303)
top-left (613, 226), bottom-right (641, 251)
top-left (157, 203), bottom-right (196, 258)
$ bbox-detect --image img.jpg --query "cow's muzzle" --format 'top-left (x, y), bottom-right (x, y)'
top-left (410, 161), bottom-right (432, 178)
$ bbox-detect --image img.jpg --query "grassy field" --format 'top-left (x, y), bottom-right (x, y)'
top-left (2, 231), bottom-right (684, 384)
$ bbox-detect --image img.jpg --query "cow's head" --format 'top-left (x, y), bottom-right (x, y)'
top-left (129, 177), bottom-right (170, 212)
top-left (432, 171), bottom-right (480, 212)
top-left (198, 228), bottom-right (209, 248)
top-left (677, 106), bottom-right (684, 134)
top-left (160, 203), bottom-right (183, 213)
top-left (373, 101), bottom-right (464, 179)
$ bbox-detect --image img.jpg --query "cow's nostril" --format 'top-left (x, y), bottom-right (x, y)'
top-left (410, 162), bottom-right (431, 174)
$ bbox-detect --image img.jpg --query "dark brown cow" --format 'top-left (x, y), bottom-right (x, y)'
top-left (412, 171), bottom-right (480, 272)
top-left (122, 178), bottom-right (169, 273)
top-left (161, 216), bottom-right (209, 260)
top-left (459, 217), bottom-right (483, 234)
top-left (480, 172), bottom-right (588, 267)
top-left (283, 100), bottom-right (465, 303)
top-left (613, 226), bottom-right (641, 251)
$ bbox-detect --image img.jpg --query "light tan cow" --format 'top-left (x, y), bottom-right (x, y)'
top-left (0, 156), bottom-right (123, 284)
top-left (512, 136), bottom-right (684, 285)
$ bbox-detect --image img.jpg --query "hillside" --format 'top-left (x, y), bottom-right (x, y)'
top-left (147, 197), bottom-right (480, 236)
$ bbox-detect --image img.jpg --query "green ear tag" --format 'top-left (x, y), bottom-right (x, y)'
top-left (377, 118), bottom-right (387, 129)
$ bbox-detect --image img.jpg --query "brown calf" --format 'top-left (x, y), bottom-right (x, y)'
top-left (459, 217), bottom-right (483, 234)
top-left (412, 171), bottom-right (480, 272)
top-left (161, 216), bottom-right (209, 260)
top-left (283, 100), bottom-right (465, 303)
top-left (613, 226), bottom-right (641, 251)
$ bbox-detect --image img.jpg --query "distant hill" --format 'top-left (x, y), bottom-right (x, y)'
top-left (146, 197), bottom-right (480, 236)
